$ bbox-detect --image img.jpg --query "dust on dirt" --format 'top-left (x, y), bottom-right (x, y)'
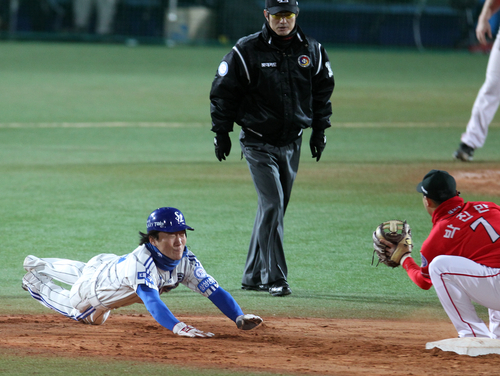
top-left (453, 169), bottom-right (500, 197)
top-left (1, 314), bottom-right (499, 376)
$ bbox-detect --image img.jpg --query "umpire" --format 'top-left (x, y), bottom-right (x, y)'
top-left (209, 0), bottom-right (335, 296)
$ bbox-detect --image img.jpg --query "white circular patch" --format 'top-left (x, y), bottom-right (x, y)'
top-left (298, 55), bottom-right (311, 68)
top-left (194, 267), bottom-right (207, 279)
top-left (218, 61), bottom-right (229, 76)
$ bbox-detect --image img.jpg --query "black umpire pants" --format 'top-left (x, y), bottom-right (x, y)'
top-left (240, 132), bottom-right (302, 286)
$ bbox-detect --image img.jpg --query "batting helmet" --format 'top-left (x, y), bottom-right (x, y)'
top-left (147, 207), bottom-right (194, 233)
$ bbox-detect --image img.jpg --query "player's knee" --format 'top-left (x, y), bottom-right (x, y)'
top-left (428, 255), bottom-right (450, 279)
top-left (81, 310), bottom-right (110, 325)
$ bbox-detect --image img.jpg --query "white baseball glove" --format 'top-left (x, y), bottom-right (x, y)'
top-left (173, 322), bottom-right (215, 338)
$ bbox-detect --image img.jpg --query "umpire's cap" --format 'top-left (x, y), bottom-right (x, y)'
top-left (416, 169), bottom-right (457, 202)
top-left (147, 207), bottom-right (194, 233)
top-left (265, 0), bottom-right (298, 14)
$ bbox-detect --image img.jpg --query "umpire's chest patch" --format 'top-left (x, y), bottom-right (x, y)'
top-left (261, 62), bottom-right (277, 68)
top-left (298, 55), bottom-right (311, 68)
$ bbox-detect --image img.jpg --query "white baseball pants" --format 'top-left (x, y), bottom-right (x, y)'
top-left (461, 27), bottom-right (500, 149)
top-left (429, 255), bottom-right (500, 338)
top-left (23, 255), bottom-right (110, 324)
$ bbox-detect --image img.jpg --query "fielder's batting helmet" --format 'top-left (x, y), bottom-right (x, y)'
top-left (147, 207), bottom-right (194, 232)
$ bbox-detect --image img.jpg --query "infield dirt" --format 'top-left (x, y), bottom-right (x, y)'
top-left (1, 314), bottom-right (499, 375)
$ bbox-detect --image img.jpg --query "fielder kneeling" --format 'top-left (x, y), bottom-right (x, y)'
top-left (378, 170), bottom-right (500, 339)
top-left (22, 207), bottom-right (262, 337)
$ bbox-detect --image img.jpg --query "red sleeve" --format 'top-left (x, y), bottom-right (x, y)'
top-left (401, 256), bottom-right (433, 290)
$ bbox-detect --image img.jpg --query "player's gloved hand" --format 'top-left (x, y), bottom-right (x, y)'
top-left (214, 133), bottom-right (231, 161)
top-left (310, 129), bottom-right (326, 162)
top-left (173, 322), bottom-right (215, 338)
top-left (236, 314), bottom-right (263, 330)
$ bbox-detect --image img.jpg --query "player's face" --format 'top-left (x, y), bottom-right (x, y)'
top-left (151, 231), bottom-right (187, 260)
top-left (265, 10), bottom-right (296, 36)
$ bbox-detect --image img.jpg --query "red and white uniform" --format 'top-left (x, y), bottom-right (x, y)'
top-left (402, 196), bottom-right (500, 338)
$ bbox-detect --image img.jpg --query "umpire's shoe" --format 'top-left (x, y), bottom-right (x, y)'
top-left (241, 284), bottom-right (269, 292)
top-left (269, 280), bottom-right (292, 297)
top-left (453, 142), bottom-right (474, 162)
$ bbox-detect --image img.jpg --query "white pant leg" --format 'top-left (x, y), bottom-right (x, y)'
top-left (81, 309), bottom-right (111, 325)
top-left (429, 255), bottom-right (500, 338)
top-left (462, 27), bottom-right (500, 149)
top-left (24, 255), bottom-right (85, 285)
top-left (23, 256), bottom-right (110, 324)
top-left (489, 309), bottom-right (500, 339)
top-left (73, 0), bottom-right (95, 29)
top-left (429, 256), bottom-right (500, 338)
top-left (69, 256), bottom-right (113, 325)
top-left (22, 271), bottom-right (91, 321)
top-left (95, 0), bottom-right (117, 35)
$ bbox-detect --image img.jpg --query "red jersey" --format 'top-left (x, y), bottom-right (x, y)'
top-left (403, 196), bottom-right (500, 289)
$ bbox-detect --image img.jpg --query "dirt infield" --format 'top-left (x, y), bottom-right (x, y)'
top-left (454, 169), bottom-right (500, 198)
top-left (1, 314), bottom-right (499, 375)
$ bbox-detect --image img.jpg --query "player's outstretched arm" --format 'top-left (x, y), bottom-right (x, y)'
top-left (208, 287), bottom-right (263, 330)
top-left (136, 284), bottom-right (214, 337)
top-left (173, 322), bottom-right (215, 338)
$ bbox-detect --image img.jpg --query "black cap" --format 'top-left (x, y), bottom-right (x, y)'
top-left (265, 0), bottom-right (298, 14)
top-left (416, 169), bottom-right (457, 202)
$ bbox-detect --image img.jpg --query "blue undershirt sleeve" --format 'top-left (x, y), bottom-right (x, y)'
top-left (136, 284), bottom-right (180, 331)
top-left (208, 287), bottom-right (244, 322)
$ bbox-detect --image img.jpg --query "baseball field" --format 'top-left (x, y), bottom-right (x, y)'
top-left (1, 42), bottom-right (500, 375)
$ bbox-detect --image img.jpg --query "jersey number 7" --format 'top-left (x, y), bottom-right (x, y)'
top-left (470, 217), bottom-right (500, 243)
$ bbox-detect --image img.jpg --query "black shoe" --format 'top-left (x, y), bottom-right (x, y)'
top-left (453, 142), bottom-right (474, 162)
top-left (269, 280), bottom-right (292, 296)
top-left (241, 284), bottom-right (269, 291)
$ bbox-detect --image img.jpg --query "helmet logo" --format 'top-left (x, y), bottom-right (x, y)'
top-left (175, 211), bottom-right (184, 224)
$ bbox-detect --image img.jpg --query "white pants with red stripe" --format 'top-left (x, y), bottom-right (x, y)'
top-left (429, 255), bottom-right (500, 338)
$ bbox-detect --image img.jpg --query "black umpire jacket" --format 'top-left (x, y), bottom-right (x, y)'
top-left (210, 23), bottom-right (335, 147)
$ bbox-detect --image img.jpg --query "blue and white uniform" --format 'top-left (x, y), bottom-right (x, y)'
top-left (23, 206), bottom-right (262, 336)
top-left (23, 245), bottom-right (243, 330)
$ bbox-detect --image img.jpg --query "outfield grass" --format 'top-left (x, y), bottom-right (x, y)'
top-left (0, 42), bottom-right (491, 123)
top-left (0, 41), bottom-right (499, 375)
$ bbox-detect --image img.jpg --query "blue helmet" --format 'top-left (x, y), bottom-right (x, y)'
top-left (146, 207), bottom-right (194, 233)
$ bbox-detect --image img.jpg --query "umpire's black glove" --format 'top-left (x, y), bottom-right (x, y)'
top-left (214, 132), bottom-right (231, 161)
top-left (310, 129), bottom-right (327, 162)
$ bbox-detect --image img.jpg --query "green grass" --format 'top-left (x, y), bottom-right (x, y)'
top-left (1, 41), bottom-right (499, 374)
top-left (0, 42), bottom-right (491, 123)
top-left (0, 350), bottom-right (280, 376)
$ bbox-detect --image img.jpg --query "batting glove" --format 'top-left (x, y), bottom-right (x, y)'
top-left (236, 314), bottom-right (263, 330)
top-left (214, 132), bottom-right (231, 161)
top-left (173, 322), bottom-right (215, 338)
top-left (309, 129), bottom-right (326, 162)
